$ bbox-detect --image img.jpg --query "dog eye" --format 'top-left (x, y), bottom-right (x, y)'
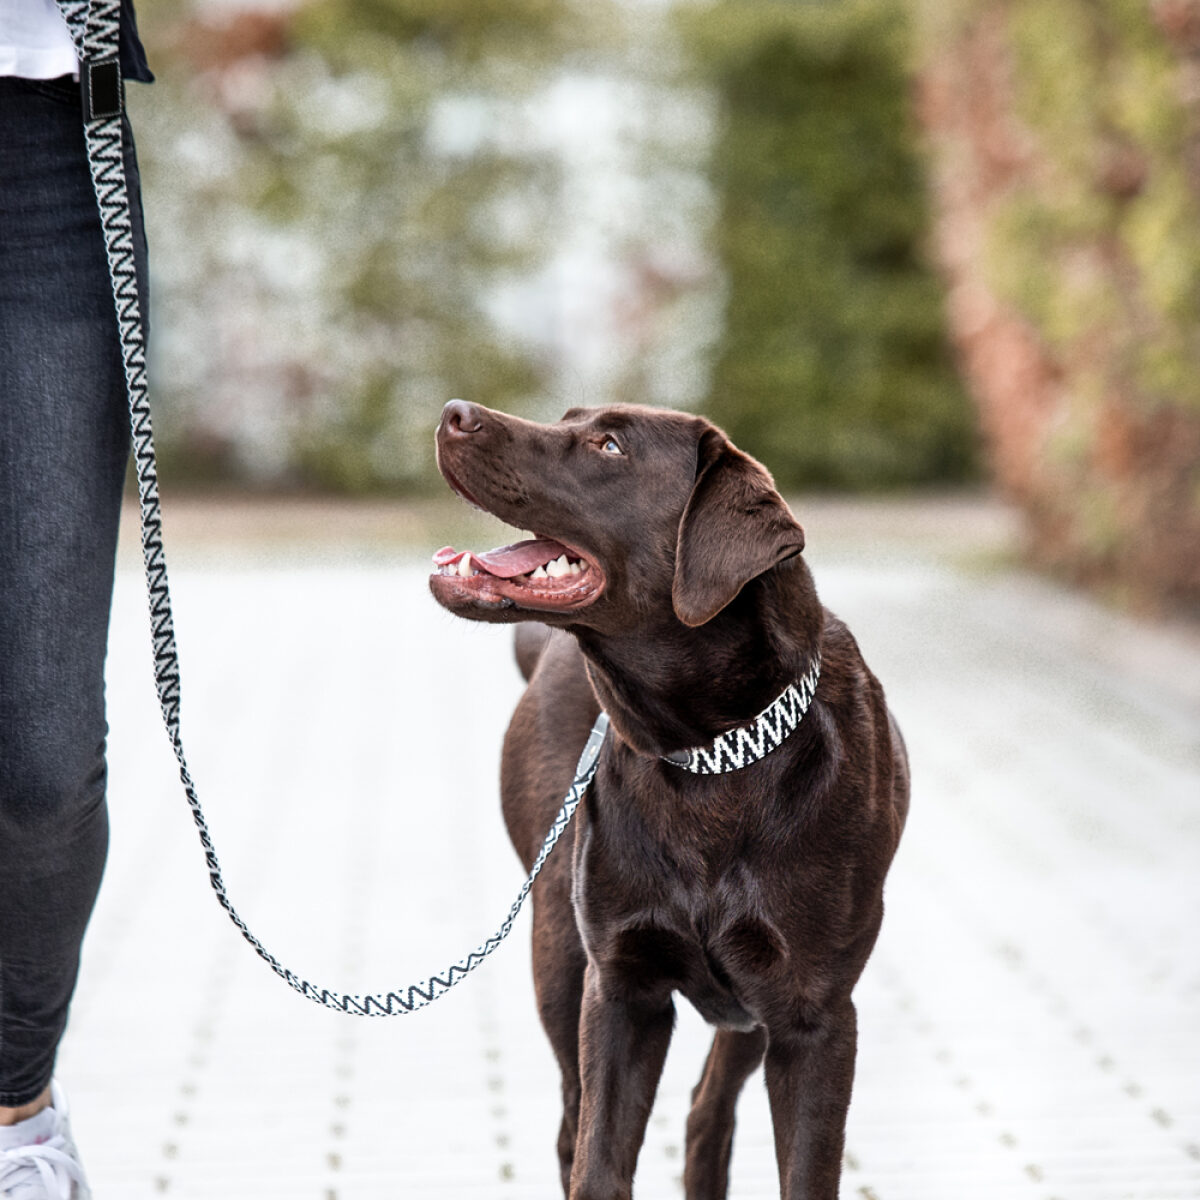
top-left (600, 436), bottom-right (623, 455)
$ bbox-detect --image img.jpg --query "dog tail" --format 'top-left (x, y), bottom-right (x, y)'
top-left (513, 623), bottom-right (553, 682)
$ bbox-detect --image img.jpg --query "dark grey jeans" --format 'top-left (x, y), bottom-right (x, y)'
top-left (0, 75), bottom-right (145, 1106)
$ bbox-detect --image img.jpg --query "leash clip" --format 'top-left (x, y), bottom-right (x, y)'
top-left (80, 56), bottom-right (122, 122)
top-left (575, 712), bottom-right (609, 780)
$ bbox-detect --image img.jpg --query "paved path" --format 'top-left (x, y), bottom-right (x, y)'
top-left (60, 499), bottom-right (1200, 1198)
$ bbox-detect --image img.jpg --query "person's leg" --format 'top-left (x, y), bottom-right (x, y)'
top-left (0, 74), bottom-right (145, 1114)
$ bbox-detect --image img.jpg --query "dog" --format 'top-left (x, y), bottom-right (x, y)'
top-left (430, 399), bottom-right (909, 1200)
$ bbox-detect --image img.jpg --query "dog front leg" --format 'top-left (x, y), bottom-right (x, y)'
top-left (570, 963), bottom-right (675, 1200)
top-left (763, 999), bottom-right (857, 1200)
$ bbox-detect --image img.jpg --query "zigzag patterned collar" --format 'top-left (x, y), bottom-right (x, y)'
top-left (661, 654), bottom-right (822, 774)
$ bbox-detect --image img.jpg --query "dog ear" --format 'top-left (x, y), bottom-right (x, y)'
top-left (673, 429), bottom-right (805, 627)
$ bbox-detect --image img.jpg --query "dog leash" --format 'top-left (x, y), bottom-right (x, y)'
top-left (55, 0), bottom-right (609, 1017)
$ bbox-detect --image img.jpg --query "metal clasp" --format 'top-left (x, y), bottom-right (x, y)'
top-left (575, 712), bottom-right (609, 780)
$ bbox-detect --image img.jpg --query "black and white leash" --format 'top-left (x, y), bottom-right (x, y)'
top-left (55, 0), bottom-right (609, 1018)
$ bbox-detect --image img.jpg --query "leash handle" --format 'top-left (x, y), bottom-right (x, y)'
top-left (55, 0), bottom-right (606, 1016)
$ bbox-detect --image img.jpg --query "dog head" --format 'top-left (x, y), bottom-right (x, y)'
top-left (430, 400), bottom-right (805, 634)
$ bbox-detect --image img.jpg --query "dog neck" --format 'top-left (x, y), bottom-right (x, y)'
top-left (573, 557), bottom-right (824, 759)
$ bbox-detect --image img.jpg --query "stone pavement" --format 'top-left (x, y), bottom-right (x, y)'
top-left (57, 496), bottom-right (1200, 1199)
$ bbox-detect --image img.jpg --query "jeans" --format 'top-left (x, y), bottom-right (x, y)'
top-left (0, 75), bottom-right (146, 1106)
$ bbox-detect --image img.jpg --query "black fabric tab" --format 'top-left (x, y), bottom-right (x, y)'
top-left (81, 58), bottom-right (122, 121)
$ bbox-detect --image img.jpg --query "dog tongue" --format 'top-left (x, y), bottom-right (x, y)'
top-left (433, 538), bottom-right (569, 578)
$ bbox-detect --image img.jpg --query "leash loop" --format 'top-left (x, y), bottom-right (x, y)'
top-left (55, 0), bottom-right (605, 1016)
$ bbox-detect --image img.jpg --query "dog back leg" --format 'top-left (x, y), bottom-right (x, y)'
top-left (513, 621), bottom-right (553, 682)
top-left (531, 890), bottom-right (588, 1196)
top-left (683, 1028), bottom-right (766, 1199)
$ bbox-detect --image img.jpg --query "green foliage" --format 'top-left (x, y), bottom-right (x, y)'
top-left (290, 0), bottom-right (588, 67)
top-left (909, 0), bottom-right (1200, 605)
top-left (995, 0), bottom-right (1200, 410)
top-left (249, 1), bottom-right (561, 492)
top-left (134, 0), bottom-right (976, 494)
top-left (131, 0), bottom-right (594, 492)
top-left (677, 0), bottom-right (978, 490)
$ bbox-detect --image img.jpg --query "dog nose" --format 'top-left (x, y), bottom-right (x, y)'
top-left (442, 399), bottom-right (484, 436)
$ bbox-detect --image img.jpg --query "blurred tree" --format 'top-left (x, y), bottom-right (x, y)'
top-left (676, 0), bottom-right (979, 490)
top-left (131, 0), bottom-right (606, 492)
top-left (914, 0), bottom-right (1200, 611)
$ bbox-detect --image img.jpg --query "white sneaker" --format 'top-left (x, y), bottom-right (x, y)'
top-left (0, 1082), bottom-right (91, 1200)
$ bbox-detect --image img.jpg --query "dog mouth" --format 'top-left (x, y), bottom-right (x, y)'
top-left (430, 536), bottom-right (606, 612)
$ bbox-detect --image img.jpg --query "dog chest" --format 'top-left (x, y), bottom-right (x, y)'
top-left (572, 818), bottom-right (795, 1029)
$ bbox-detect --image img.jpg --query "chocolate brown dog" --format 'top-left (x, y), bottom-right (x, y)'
top-left (430, 400), bottom-right (909, 1200)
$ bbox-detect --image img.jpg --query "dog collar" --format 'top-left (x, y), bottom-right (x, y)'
top-left (662, 655), bottom-right (821, 775)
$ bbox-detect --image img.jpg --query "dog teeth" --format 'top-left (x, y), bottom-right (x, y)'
top-left (535, 558), bottom-right (585, 580)
top-left (442, 553), bottom-right (587, 584)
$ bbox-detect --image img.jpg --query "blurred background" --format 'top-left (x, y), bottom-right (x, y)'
top-left (126, 0), bottom-right (1200, 616)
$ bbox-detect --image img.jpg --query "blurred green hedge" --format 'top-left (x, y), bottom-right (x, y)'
top-left (132, 0), bottom-right (978, 494)
top-left (910, 0), bottom-right (1200, 610)
top-left (679, 0), bottom-right (979, 490)
top-left (132, 0), bottom-right (588, 493)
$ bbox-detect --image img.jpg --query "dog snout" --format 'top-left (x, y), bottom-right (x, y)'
top-left (441, 398), bottom-right (484, 437)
